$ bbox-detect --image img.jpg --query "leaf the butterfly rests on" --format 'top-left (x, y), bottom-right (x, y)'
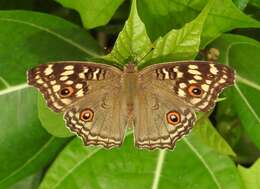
top-left (27, 60), bottom-right (235, 150)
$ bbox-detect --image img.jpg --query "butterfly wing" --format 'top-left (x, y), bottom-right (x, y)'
top-left (134, 84), bottom-right (196, 149)
top-left (134, 61), bottom-right (235, 149)
top-left (64, 86), bottom-right (128, 148)
top-left (27, 61), bottom-right (128, 148)
top-left (140, 61), bottom-right (235, 112)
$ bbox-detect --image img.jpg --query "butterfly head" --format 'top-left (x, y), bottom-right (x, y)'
top-left (124, 63), bottom-right (137, 73)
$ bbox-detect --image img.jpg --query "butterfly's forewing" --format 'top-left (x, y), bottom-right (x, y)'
top-left (136, 61), bottom-right (235, 149)
top-left (27, 61), bottom-right (121, 112)
top-left (27, 61), bottom-right (128, 148)
top-left (140, 61), bottom-right (235, 112)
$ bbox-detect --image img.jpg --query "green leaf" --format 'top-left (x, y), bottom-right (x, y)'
top-left (232, 0), bottom-right (249, 10)
top-left (0, 10), bottom-right (101, 187)
top-left (56, 0), bottom-right (124, 29)
top-left (250, 0), bottom-right (260, 9)
top-left (140, 0), bottom-right (213, 65)
top-left (238, 158), bottom-right (260, 189)
top-left (38, 94), bottom-right (73, 137)
top-left (8, 171), bottom-right (43, 189)
top-left (0, 88), bottom-right (68, 189)
top-left (194, 118), bottom-right (236, 156)
top-left (0, 0), bottom-right (34, 10)
top-left (137, 0), bottom-right (260, 48)
top-left (103, 0), bottom-right (152, 65)
top-left (39, 134), bottom-right (243, 189)
top-left (0, 10), bottom-right (101, 137)
top-left (210, 34), bottom-right (260, 149)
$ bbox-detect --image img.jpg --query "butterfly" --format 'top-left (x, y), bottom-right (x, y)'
top-left (27, 61), bottom-right (235, 150)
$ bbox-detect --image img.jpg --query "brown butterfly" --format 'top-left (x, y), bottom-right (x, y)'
top-left (27, 61), bottom-right (235, 150)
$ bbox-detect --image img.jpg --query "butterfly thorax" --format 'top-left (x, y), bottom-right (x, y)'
top-left (122, 64), bottom-right (139, 122)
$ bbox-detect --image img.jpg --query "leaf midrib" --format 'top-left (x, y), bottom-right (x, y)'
top-left (225, 42), bottom-right (260, 123)
top-left (184, 138), bottom-right (222, 188)
top-left (51, 148), bottom-right (101, 189)
top-left (0, 16), bottom-right (100, 58)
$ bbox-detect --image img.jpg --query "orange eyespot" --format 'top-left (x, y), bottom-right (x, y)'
top-left (80, 108), bottom-right (94, 122)
top-left (188, 84), bottom-right (203, 97)
top-left (59, 87), bottom-right (74, 97)
top-left (166, 111), bottom-right (181, 125)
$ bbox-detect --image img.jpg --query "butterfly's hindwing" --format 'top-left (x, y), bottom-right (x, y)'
top-left (134, 85), bottom-right (196, 149)
top-left (64, 88), bottom-right (128, 148)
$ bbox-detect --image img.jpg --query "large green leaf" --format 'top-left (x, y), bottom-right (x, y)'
top-left (0, 88), bottom-right (68, 189)
top-left (0, 10), bottom-right (101, 137)
top-left (250, 0), bottom-right (260, 9)
top-left (137, 0), bottom-right (260, 47)
top-left (39, 132), bottom-right (243, 189)
top-left (0, 10), bottom-right (101, 85)
top-left (9, 171), bottom-right (43, 189)
top-left (0, 10), bottom-right (101, 187)
top-left (238, 158), bottom-right (260, 189)
top-left (56, 0), bottom-right (124, 29)
top-left (140, 0), bottom-right (212, 65)
top-left (193, 118), bottom-right (236, 156)
top-left (210, 34), bottom-right (260, 149)
top-left (232, 0), bottom-right (249, 10)
top-left (103, 0), bottom-right (152, 65)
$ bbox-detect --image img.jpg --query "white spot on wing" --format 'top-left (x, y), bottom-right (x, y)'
top-left (36, 79), bottom-right (44, 84)
top-left (64, 65), bottom-right (74, 70)
top-left (50, 80), bottom-right (56, 85)
top-left (44, 65), bottom-right (53, 75)
top-left (206, 80), bottom-right (212, 84)
top-left (61, 70), bottom-right (74, 76)
top-left (52, 85), bottom-right (60, 92)
top-left (76, 89), bottom-right (84, 97)
top-left (79, 73), bottom-right (85, 79)
top-left (188, 80), bottom-right (197, 84)
top-left (210, 64), bottom-right (218, 75)
top-left (219, 78), bottom-right (226, 83)
top-left (188, 65), bottom-right (198, 69)
top-left (60, 76), bottom-right (69, 81)
top-left (61, 98), bottom-right (72, 105)
top-left (194, 75), bottom-right (202, 80)
top-left (190, 98), bottom-right (201, 104)
top-left (162, 68), bottom-right (170, 79)
top-left (198, 102), bottom-right (208, 109)
top-left (188, 69), bottom-right (201, 75)
top-left (201, 84), bottom-right (209, 92)
top-left (53, 102), bottom-right (62, 109)
top-left (187, 113), bottom-right (193, 119)
top-left (179, 83), bottom-right (187, 88)
top-left (65, 80), bottom-right (73, 85)
top-left (178, 89), bottom-right (186, 97)
top-left (92, 68), bottom-right (100, 80)
top-left (177, 72), bottom-right (183, 78)
top-left (76, 84), bottom-right (83, 89)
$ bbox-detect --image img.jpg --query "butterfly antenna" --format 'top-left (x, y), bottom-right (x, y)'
top-left (138, 45), bottom-right (154, 65)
